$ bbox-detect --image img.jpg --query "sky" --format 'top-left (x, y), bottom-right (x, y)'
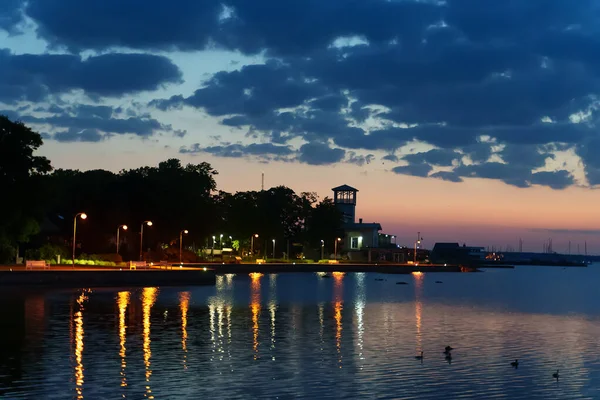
top-left (2, 0), bottom-right (600, 252)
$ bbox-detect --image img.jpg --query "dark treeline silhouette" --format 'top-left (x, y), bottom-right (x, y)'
top-left (0, 115), bottom-right (343, 263)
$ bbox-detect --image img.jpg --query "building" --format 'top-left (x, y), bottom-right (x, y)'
top-left (430, 243), bottom-right (486, 265)
top-left (332, 185), bottom-right (396, 256)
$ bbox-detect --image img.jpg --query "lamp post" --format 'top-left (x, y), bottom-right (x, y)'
top-left (320, 240), bottom-right (325, 260)
top-left (414, 232), bottom-right (423, 263)
top-left (139, 221), bottom-right (153, 261)
top-left (179, 229), bottom-right (189, 264)
top-left (272, 239), bottom-right (276, 259)
top-left (220, 234), bottom-right (223, 250)
top-left (72, 213), bottom-right (87, 266)
top-left (251, 234), bottom-right (258, 258)
top-left (212, 235), bottom-right (216, 261)
top-left (116, 225), bottom-right (128, 255)
top-left (334, 237), bottom-right (341, 260)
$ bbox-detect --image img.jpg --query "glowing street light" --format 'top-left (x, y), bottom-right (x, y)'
top-left (220, 234), bottom-right (224, 250)
top-left (139, 221), bottom-right (153, 261)
top-left (272, 239), bottom-right (276, 259)
top-left (251, 234), bottom-right (259, 258)
top-left (72, 213), bottom-right (87, 266)
top-left (414, 232), bottom-right (423, 263)
top-left (116, 225), bottom-right (128, 255)
top-left (321, 239), bottom-right (325, 260)
top-left (179, 229), bottom-right (189, 264)
top-left (334, 237), bottom-right (342, 260)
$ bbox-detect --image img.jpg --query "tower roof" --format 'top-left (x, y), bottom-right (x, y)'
top-left (332, 184), bottom-right (358, 192)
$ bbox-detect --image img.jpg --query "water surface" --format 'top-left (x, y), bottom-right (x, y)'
top-left (1, 266), bottom-right (600, 399)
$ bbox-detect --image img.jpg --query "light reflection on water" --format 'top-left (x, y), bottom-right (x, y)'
top-left (2, 267), bottom-right (600, 399)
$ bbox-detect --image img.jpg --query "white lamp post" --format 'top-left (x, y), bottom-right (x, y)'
top-left (251, 234), bottom-right (258, 258)
top-left (116, 224), bottom-right (127, 255)
top-left (272, 239), bottom-right (276, 259)
top-left (321, 240), bottom-right (324, 260)
top-left (140, 221), bottom-right (153, 261)
top-left (72, 213), bottom-right (87, 266)
top-left (334, 237), bottom-right (341, 260)
top-left (179, 229), bottom-right (189, 264)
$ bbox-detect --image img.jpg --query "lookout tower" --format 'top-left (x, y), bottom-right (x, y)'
top-left (332, 184), bottom-right (358, 224)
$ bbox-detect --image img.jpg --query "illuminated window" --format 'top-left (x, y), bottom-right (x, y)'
top-left (351, 237), bottom-right (359, 249)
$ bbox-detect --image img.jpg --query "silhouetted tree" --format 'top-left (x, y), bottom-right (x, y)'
top-left (0, 116), bottom-right (52, 262)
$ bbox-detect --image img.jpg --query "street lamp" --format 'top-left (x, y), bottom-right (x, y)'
top-left (116, 225), bottom-right (128, 255)
top-left (72, 213), bottom-right (87, 266)
top-left (220, 234), bottom-right (223, 250)
top-left (334, 237), bottom-right (341, 260)
top-left (414, 232), bottom-right (423, 263)
top-left (179, 229), bottom-right (189, 264)
top-left (320, 239), bottom-right (325, 260)
top-left (272, 239), bottom-right (276, 259)
top-left (251, 234), bottom-right (259, 257)
top-left (139, 221), bottom-right (153, 261)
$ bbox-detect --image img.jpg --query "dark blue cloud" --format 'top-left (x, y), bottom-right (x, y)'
top-left (26, 0), bottom-right (223, 52)
top-left (403, 149), bottom-right (461, 167)
top-left (391, 164), bottom-right (432, 178)
top-left (5, 0), bottom-right (600, 189)
top-left (530, 171), bottom-right (575, 190)
top-left (0, 0), bottom-right (23, 33)
top-left (180, 142), bottom-right (294, 159)
top-left (0, 49), bottom-right (182, 102)
top-left (54, 128), bottom-right (104, 143)
top-left (297, 142), bottom-right (345, 165)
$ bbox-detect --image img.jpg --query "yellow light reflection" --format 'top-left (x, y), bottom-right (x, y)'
top-left (333, 272), bottom-right (344, 367)
top-left (73, 291), bottom-right (88, 400)
top-left (250, 272), bottom-right (262, 359)
top-left (318, 303), bottom-right (325, 351)
top-left (179, 292), bottom-right (190, 370)
top-left (117, 292), bottom-right (130, 390)
top-left (413, 271), bottom-right (424, 352)
top-left (142, 287), bottom-right (158, 399)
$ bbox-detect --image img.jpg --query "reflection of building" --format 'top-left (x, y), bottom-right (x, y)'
top-left (332, 185), bottom-right (396, 260)
top-left (430, 243), bottom-right (486, 265)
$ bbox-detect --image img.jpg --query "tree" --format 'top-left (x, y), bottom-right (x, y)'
top-left (0, 116), bottom-right (52, 262)
top-left (304, 197), bottom-right (344, 253)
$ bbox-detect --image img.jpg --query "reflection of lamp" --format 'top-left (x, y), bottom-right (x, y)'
top-left (117, 292), bottom-right (130, 388)
top-left (179, 292), bottom-right (190, 370)
top-left (142, 287), bottom-right (157, 397)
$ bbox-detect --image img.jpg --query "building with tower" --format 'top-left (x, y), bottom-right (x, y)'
top-left (332, 184), bottom-right (394, 254)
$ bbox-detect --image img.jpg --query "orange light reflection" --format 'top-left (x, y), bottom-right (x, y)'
top-left (73, 291), bottom-right (88, 399)
top-left (142, 287), bottom-right (158, 399)
top-left (250, 273), bottom-right (262, 359)
top-left (117, 292), bottom-right (130, 390)
top-left (179, 292), bottom-right (190, 370)
top-left (333, 272), bottom-right (344, 367)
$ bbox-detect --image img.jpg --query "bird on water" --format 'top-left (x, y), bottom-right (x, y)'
top-left (445, 346), bottom-right (454, 352)
top-left (511, 359), bottom-right (519, 368)
top-left (553, 370), bottom-right (559, 380)
top-left (415, 351), bottom-right (424, 361)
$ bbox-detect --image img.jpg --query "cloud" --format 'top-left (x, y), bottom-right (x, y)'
top-left (0, 49), bottom-right (182, 102)
top-left (6, 0), bottom-right (600, 190)
top-left (403, 149), bottom-right (461, 167)
top-left (346, 151), bottom-right (374, 166)
top-left (297, 142), bottom-right (345, 165)
top-left (0, 0), bottom-right (23, 33)
top-left (53, 128), bottom-right (104, 142)
top-left (180, 142), bottom-right (294, 160)
top-left (5, 106), bottom-right (173, 138)
top-left (391, 163), bottom-right (432, 178)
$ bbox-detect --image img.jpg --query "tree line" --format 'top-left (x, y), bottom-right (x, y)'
top-left (0, 115), bottom-right (343, 263)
